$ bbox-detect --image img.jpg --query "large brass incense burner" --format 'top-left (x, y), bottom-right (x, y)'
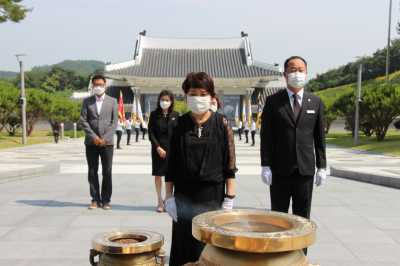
top-left (189, 209), bottom-right (318, 266)
top-left (90, 230), bottom-right (166, 266)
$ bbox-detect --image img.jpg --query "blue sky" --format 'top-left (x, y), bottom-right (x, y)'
top-left (1, 0), bottom-right (398, 80)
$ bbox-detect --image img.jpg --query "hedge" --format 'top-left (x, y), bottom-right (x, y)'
top-left (46, 131), bottom-right (86, 138)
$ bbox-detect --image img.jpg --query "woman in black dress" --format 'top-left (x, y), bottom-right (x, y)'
top-left (165, 72), bottom-right (237, 266)
top-left (148, 90), bottom-right (180, 212)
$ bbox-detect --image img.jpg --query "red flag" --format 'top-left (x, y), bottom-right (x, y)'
top-left (118, 91), bottom-right (126, 125)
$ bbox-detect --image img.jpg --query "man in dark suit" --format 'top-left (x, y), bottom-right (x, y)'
top-left (260, 56), bottom-right (326, 255)
top-left (80, 74), bottom-right (118, 210)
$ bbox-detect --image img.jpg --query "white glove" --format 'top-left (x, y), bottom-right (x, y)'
top-left (221, 198), bottom-right (234, 210)
top-left (261, 166), bottom-right (272, 185)
top-left (165, 197), bottom-right (178, 222)
top-left (315, 168), bottom-right (326, 187)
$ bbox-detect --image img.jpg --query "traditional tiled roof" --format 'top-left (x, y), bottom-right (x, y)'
top-left (105, 48), bottom-right (281, 78)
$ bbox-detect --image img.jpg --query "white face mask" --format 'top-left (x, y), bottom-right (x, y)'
top-left (160, 101), bottom-right (171, 109)
top-left (286, 72), bottom-right (307, 89)
top-left (210, 106), bottom-right (218, 112)
top-left (187, 96), bottom-right (211, 115)
top-left (93, 86), bottom-right (105, 95)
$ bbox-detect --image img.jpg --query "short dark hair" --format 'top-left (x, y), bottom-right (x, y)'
top-left (182, 72), bottom-right (215, 97)
top-left (155, 89), bottom-right (175, 117)
top-left (92, 74), bottom-right (106, 84)
top-left (213, 94), bottom-right (222, 109)
top-left (284, 56), bottom-right (307, 72)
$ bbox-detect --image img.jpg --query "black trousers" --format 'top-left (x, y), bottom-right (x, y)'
top-left (53, 132), bottom-right (59, 143)
top-left (85, 145), bottom-right (114, 204)
top-left (251, 131), bottom-right (255, 145)
top-left (142, 129), bottom-right (147, 139)
top-left (238, 128), bottom-right (242, 140)
top-left (126, 129), bottom-right (132, 144)
top-left (135, 128), bottom-right (140, 142)
top-left (116, 131), bottom-right (122, 148)
top-left (244, 130), bottom-right (249, 142)
top-left (169, 182), bottom-right (224, 266)
top-left (270, 169), bottom-right (314, 255)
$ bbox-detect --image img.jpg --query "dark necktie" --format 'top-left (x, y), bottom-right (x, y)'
top-left (293, 94), bottom-right (300, 121)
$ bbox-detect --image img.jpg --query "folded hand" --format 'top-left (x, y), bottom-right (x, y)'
top-left (99, 139), bottom-right (107, 147)
top-left (93, 137), bottom-right (101, 146)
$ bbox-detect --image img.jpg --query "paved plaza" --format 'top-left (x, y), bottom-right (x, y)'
top-left (0, 135), bottom-right (400, 265)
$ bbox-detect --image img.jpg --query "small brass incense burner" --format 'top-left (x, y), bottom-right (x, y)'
top-left (188, 209), bottom-right (319, 266)
top-left (90, 230), bottom-right (166, 266)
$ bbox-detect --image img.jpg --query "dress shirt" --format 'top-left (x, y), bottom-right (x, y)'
top-left (125, 119), bottom-right (132, 130)
top-left (286, 88), bottom-right (304, 111)
top-left (116, 120), bottom-right (123, 131)
top-left (95, 93), bottom-right (105, 115)
top-left (239, 121), bottom-right (243, 128)
top-left (134, 120), bottom-right (141, 129)
top-left (142, 122), bottom-right (148, 129)
top-left (244, 122), bottom-right (249, 131)
top-left (250, 121), bottom-right (256, 132)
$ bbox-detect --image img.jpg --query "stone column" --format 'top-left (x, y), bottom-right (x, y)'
top-left (73, 123), bottom-right (77, 138)
top-left (218, 90), bottom-right (224, 114)
top-left (136, 88), bottom-right (141, 119)
top-left (60, 123), bottom-right (64, 139)
top-left (245, 89), bottom-right (250, 123)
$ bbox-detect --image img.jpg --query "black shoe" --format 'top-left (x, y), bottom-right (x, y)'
top-left (136, 141), bottom-right (139, 142)
top-left (250, 144), bottom-right (255, 146)
top-left (117, 147), bottom-right (122, 149)
top-left (245, 142), bottom-right (248, 143)
top-left (127, 143), bottom-right (130, 145)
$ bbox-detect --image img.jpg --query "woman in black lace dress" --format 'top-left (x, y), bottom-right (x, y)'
top-left (164, 72), bottom-right (237, 266)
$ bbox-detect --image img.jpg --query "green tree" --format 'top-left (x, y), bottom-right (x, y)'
top-left (5, 115), bottom-right (21, 135)
top-left (41, 74), bottom-right (60, 93)
top-left (0, 0), bottom-right (33, 23)
top-left (70, 101), bottom-right (83, 130)
top-left (359, 119), bottom-right (374, 137)
top-left (332, 89), bottom-right (357, 136)
top-left (0, 83), bottom-right (20, 137)
top-left (306, 38), bottom-right (400, 92)
top-left (49, 65), bottom-right (76, 90)
top-left (24, 89), bottom-right (54, 136)
top-left (360, 84), bottom-right (400, 141)
top-left (321, 96), bottom-right (338, 133)
top-left (31, 60), bottom-right (105, 75)
top-left (174, 100), bottom-right (190, 115)
top-left (42, 97), bottom-right (73, 128)
top-left (12, 70), bottom-right (48, 90)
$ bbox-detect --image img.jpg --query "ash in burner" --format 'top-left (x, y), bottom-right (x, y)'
top-left (221, 222), bottom-right (286, 232)
top-left (112, 238), bottom-right (140, 244)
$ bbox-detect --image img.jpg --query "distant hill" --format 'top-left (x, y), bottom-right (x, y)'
top-left (31, 60), bottom-right (105, 75)
top-left (314, 70), bottom-right (400, 98)
top-left (0, 71), bottom-right (19, 79)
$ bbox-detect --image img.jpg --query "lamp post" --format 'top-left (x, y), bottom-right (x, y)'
top-left (386, 0), bottom-right (393, 85)
top-left (354, 57), bottom-right (364, 146)
top-left (15, 54), bottom-right (27, 145)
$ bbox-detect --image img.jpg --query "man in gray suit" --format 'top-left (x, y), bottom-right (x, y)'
top-left (80, 74), bottom-right (118, 210)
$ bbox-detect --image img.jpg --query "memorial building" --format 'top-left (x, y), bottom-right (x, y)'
top-left (72, 31), bottom-right (286, 124)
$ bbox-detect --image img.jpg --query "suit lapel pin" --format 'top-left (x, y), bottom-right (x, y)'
top-left (308, 99), bottom-right (311, 102)
top-left (172, 118), bottom-right (175, 121)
